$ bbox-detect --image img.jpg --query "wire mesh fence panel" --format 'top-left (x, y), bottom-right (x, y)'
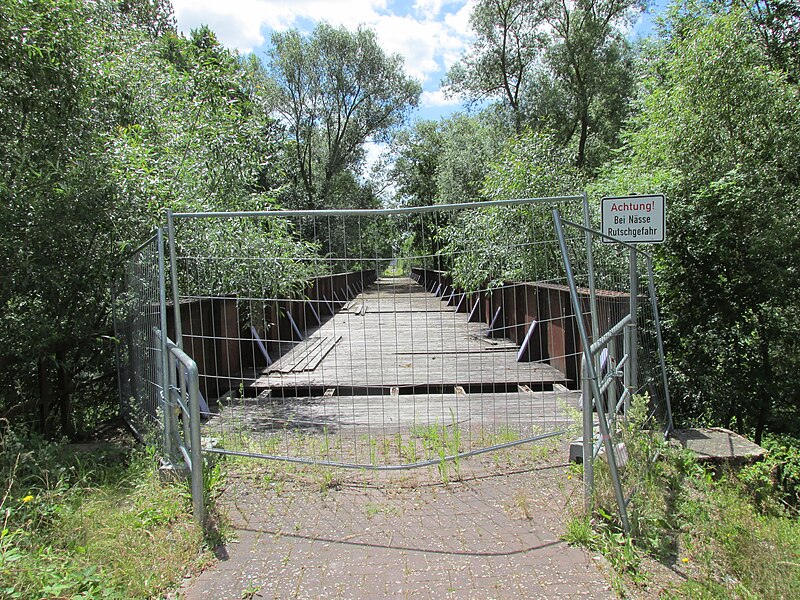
top-left (113, 231), bottom-right (167, 445)
top-left (166, 197), bottom-right (620, 469)
top-left (555, 212), bottom-right (674, 530)
top-left (556, 217), bottom-right (672, 431)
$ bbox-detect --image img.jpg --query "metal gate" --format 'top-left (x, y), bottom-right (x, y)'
top-left (114, 195), bottom-right (672, 526)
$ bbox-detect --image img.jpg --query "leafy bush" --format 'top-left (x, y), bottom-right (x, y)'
top-left (568, 399), bottom-right (800, 597)
top-left (0, 426), bottom-right (211, 598)
top-left (739, 434), bottom-right (800, 511)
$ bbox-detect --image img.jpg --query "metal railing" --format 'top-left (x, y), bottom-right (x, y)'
top-left (159, 330), bottom-right (205, 525)
top-left (553, 208), bottom-right (673, 533)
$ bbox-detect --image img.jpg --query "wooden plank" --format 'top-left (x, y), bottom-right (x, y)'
top-left (267, 337), bottom-right (324, 374)
top-left (298, 335), bottom-right (341, 371)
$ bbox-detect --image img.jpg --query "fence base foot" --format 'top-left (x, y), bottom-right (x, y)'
top-left (159, 459), bottom-right (189, 482)
top-left (569, 438), bottom-right (586, 463)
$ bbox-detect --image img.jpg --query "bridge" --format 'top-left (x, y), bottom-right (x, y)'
top-left (209, 275), bottom-right (579, 440)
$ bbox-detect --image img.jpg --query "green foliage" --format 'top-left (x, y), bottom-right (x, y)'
top-left (596, 1), bottom-right (800, 442)
top-left (542, 0), bottom-right (643, 169)
top-left (390, 120), bottom-right (445, 207)
top-left (0, 0), bottom-right (311, 436)
top-left (739, 434), bottom-right (800, 511)
top-left (672, 470), bottom-right (800, 599)
top-left (446, 0), bottom-right (643, 169)
top-left (268, 22), bottom-right (421, 208)
top-left (0, 427), bottom-right (213, 598)
top-left (435, 112), bottom-right (511, 205)
top-left (438, 130), bottom-right (584, 290)
top-left (572, 397), bottom-right (800, 597)
top-left (443, 0), bottom-right (548, 133)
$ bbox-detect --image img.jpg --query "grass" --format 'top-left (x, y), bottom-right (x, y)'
top-left (409, 415), bottom-right (462, 483)
top-left (363, 501), bottom-right (401, 519)
top-left (562, 396), bottom-right (800, 598)
top-left (0, 427), bottom-right (221, 599)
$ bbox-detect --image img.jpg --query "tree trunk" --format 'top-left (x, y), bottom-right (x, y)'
top-left (754, 313), bottom-right (772, 445)
top-left (37, 355), bottom-right (51, 436)
top-left (56, 350), bottom-right (73, 439)
top-left (576, 109), bottom-right (589, 169)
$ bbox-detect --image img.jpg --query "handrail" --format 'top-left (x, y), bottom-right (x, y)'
top-left (590, 314), bottom-right (632, 355)
top-left (154, 329), bottom-right (205, 525)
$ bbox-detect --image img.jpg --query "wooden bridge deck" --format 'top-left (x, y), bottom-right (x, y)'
top-left (203, 277), bottom-right (581, 438)
top-left (252, 277), bottom-right (567, 394)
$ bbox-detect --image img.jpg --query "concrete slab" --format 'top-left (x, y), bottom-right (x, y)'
top-left (669, 427), bottom-right (766, 464)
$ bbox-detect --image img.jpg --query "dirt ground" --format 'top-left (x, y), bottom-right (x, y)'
top-left (178, 438), bottom-right (622, 599)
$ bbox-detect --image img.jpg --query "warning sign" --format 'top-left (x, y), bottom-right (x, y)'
top-left (601, 194), bottom-right (666, 244)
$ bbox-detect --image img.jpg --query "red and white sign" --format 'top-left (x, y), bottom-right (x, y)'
top-left (601, 194), bottom-right (666, 244)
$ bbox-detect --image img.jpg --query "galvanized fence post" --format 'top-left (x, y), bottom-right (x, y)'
top-left (553, 208), bottom-right (630, 533)
top-left (166, 209), bottom-right (183, 350)
top-left (583, 192), bottom-right (600, 346)
top-left (581, 356), bottom-right (594, 511)
top-left (646, 255), bottom-right (674, 436)
top-left (627, 246), bottom-right (638, 413)
top-left (187, 361), bottom-right (205, 525)
top-left (156, 229), bottom-right (175, 460)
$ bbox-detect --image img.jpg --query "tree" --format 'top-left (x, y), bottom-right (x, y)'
top-left (390, 120), bottom-right (444, 207)
top-left (440, 129), bottom-right (585, 291)
top-left (267, 23), bottom-right (421, 208)
top-left (740, 0), bottom-right (800, 81)
top-left (446, 0), bottom-right (642, 170)
top-left (434, 112), bottom-right (511, 205)
top-left (543, 0), bottom-right (643, 169)
top-left (0, 0), bottom-right (307, 437)
top-left (594, 1), bottom-right (800, 442)
top-left (444, 0), bottom-right (548, 133)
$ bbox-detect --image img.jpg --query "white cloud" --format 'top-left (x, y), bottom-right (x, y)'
top-left (172, 0), bottom-right (477, 86)
top-left (173, 0), bottom-right (389, 51)
top-left (371, 16), bottom-right (445, 82)
top-left (412, 0), bottom-right (445, 16)
top-left (421, 88), bottom-right (463, 107)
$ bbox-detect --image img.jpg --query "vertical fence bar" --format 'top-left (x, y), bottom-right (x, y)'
top-left (583, 193), bottom-right (600, 346)
top-left (166, 209), bottom-right (188, 442)
top-left (166, 209), bottom-right (183, 350)
top-left (646, 255), bottom-right (674, 435)
top-left (187, 361), bottom-right (205, 525)
top-left (554, 208), bottom-right (630, 533)
top-left (156, 230), bottom-right (175, 460)
top-left (580, 357), bottom-right (594, 511)
top-left (628, 246), bottom-right (639, 408)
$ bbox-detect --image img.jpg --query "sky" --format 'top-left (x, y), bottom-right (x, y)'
top-left (171, 0), bottom-right (670, 123)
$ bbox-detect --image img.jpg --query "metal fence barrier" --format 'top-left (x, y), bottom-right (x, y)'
top-left (164, 196), bottom-right (595, 470)
top-left (114, 231), bottom-right (204, 523)
top-left (553, 209), bottom-right (673, 532)
top-left (114, 231), bottom-right (167, 444)
top-left (114, 197), bottom-right (672, 529)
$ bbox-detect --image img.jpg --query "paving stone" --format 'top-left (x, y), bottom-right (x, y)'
top-left (181, 441), bottom-right (615, 599)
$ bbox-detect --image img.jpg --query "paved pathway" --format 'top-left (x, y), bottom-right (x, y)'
top-left (181, 442), bottom-right (614, 599)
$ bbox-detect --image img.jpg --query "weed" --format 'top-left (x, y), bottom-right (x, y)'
top-left (363, 501), bottom-right (401, 519)
top-left (512, 491), bottom-right (533, 520)
top-left (315, 468), bottom-right (340, 495)
top-left (563, 513), bottom-right (598, 547)
top-left (568, 395), bottom-right (800, 598)
top-left (241, 584), bottom-right (263, 599)
top-left (410, 413), bottom-right (463, 483)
